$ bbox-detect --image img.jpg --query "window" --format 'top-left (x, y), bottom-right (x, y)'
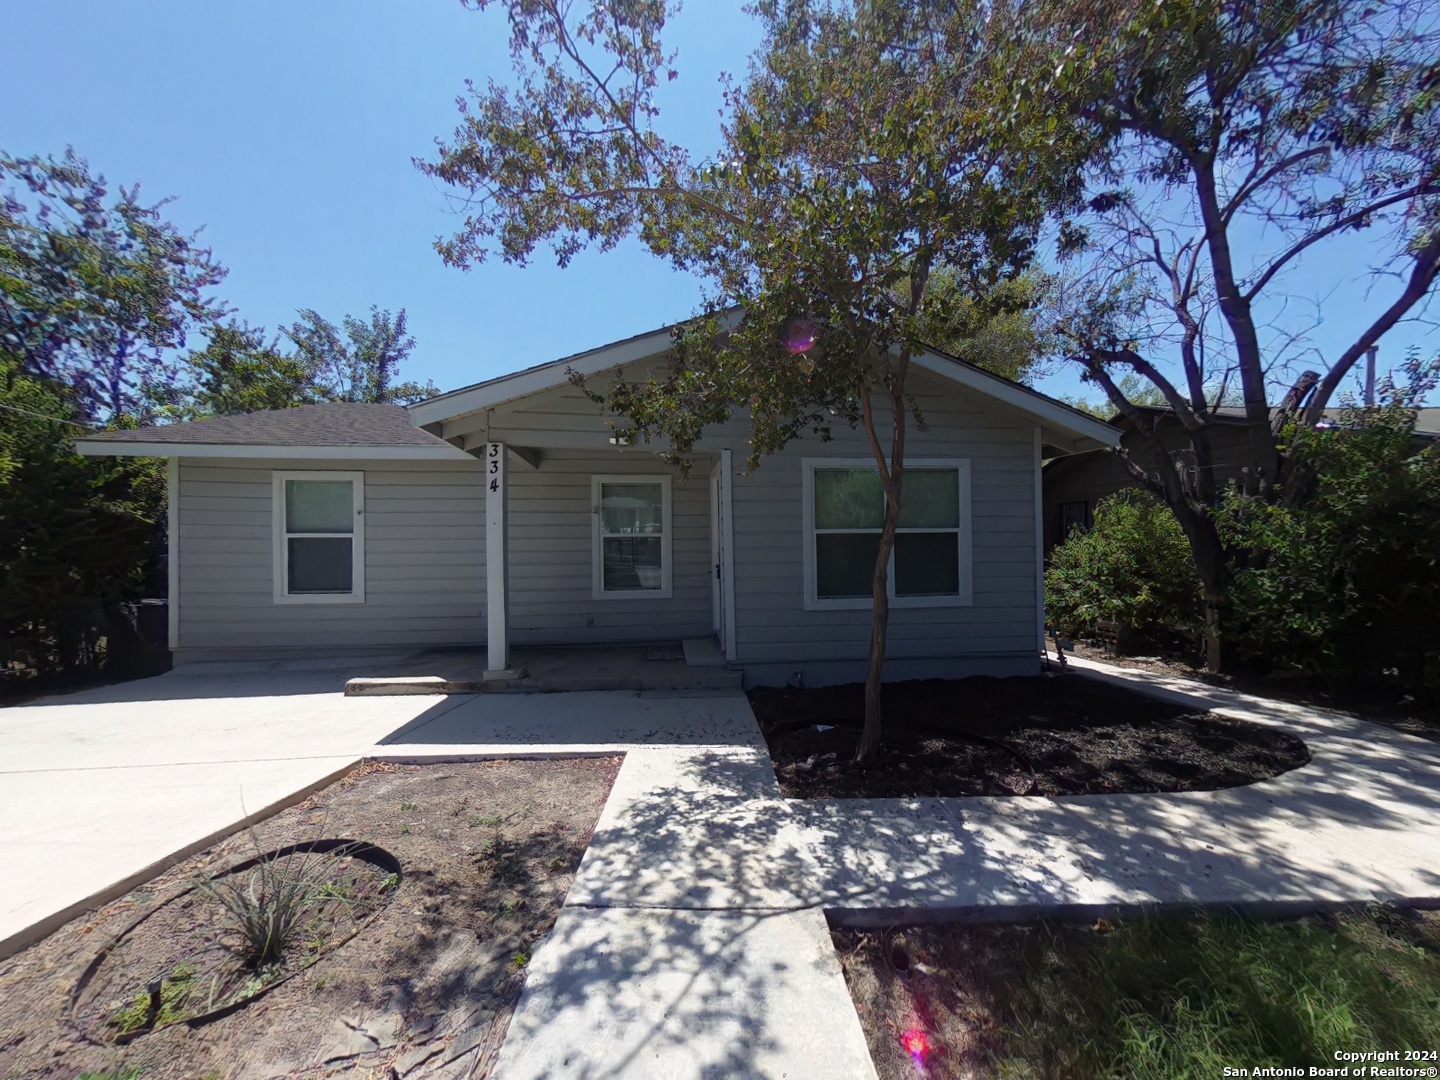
top-left (802, 458), bottom-right (971, 610)
top-left (592, 475), bottom-right (672, 598)
top-left (273, 472), bottom-right (364, 603)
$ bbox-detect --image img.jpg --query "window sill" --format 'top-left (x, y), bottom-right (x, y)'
top-left (591, 588), bottom-right (674, 601)
top-left (274, 593), bottom-right (366, 605)
top-left (803, 594), bottom-right (973, 612)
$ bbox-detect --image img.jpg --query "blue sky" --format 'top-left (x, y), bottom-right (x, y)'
top-left (5, 1), bottom-right (1432, 406)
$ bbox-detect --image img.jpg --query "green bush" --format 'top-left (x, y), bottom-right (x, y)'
top-left (1045, 490), bottom-right (1203, 649)
top-left (0, 362), bottom-right (165, 684)
top-left (1219, 378), bottom-right (1440, 690)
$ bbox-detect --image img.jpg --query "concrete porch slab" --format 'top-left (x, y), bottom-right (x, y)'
top-left (493, 906), bottom-right (877, 1080)
top-left (343, 644), bottom-right (742, 696)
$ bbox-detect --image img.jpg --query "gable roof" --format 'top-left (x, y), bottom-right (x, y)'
top-left (407, 315), bottom-right (1122, 452)
top-left (75, 403), bottom-right (473, 460)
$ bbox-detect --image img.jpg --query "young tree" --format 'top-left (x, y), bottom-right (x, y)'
top-left (284, 306), bottom-right (436, 405)
top-left (1007, 0), bottom-right (1440, 667)
top-left (421, 0), bottom-right (1081, 760)
top-left (0, 149), bottom-right (227, 421)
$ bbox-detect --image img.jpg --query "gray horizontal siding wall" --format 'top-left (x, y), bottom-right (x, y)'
top-left (484, 363), bottom-right (1044, 682)
top-left (722, 373), bottom-right (1041, 683)
top-left (176, 458), bottom-right (485, 659)
top-left (507, 451), bottom-right (714, 645)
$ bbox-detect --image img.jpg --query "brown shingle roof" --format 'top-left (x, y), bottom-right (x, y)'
top-left (81, 403), bottom-right (450, 447)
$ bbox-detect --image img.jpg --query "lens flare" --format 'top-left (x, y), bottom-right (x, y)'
top-left (901, 1028), bottom-right (930, 1058)
top-left (781, 317), bottom-right (818, 354)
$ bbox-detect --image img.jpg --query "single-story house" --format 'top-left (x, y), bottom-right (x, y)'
top-left (77, 319), bottom-right (1119, 686)
top-left (1043, 404), bottom-right (1440, 554)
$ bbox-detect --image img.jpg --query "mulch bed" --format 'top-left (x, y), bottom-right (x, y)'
top-left (751, 673), bottom-right (1310, 798)
top-left (0, 756), bottom-right (620, 1080)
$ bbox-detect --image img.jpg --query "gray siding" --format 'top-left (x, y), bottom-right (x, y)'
top-left (170, 361), bottom-right (1051, 680)
top-left (176, 458), bottom-right (485, 659)
top-left (720, 371), bottom-right (1042, 683)
top-left (507, 452), bottom-right (714, 645)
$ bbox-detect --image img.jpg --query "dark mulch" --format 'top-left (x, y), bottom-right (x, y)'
top-left (750, 673), bottom-right (1310, 799)
top-left (0, 756), bottom-right (620, 1080)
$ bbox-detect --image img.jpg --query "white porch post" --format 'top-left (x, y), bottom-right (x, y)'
top-left (167, 456), bottom-right (180, 654)
top-left (485, 441), bottom-right (510, 675)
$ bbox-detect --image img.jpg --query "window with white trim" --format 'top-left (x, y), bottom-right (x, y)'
top-left (273, 472), bottom-right (365, 603)
top-left (592, 475), bottom-right (672, 598)
top-left (802, 458), bottom-right (971, 610)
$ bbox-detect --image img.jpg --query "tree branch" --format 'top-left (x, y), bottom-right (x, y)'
top-left (1243, 183), bottom-right (1438, 303)
top-left (1301, 230), bottom-right (1440, 425)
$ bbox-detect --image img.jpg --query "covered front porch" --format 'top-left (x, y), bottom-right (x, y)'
top-left (472, 438), bottom-right (740, 680)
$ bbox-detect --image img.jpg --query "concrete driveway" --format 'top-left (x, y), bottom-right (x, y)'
top-left (0, 662), bottom-right (441, 958)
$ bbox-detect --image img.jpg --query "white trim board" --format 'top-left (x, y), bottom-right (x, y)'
top-left (166, 458), bottom-right (181, 650)
top-left (75, 441), bottom-right (473, 461)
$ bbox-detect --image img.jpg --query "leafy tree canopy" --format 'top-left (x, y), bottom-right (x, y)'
top-left (284, 306), bottom-right (436, 405)
top-left (422, 0), bottom-right (1088, 757)
top-left (0, 149), bottom-right (227, 421)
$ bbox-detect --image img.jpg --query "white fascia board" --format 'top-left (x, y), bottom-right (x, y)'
top-left (408, 327), bottom-right (676, 427)
top-left (74, 441), bottom-right (475, 461)
top-left (911, 350), bottom-right (1121, 449)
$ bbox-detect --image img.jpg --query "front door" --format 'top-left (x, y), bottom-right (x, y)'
top-left (709, 458), bottom-right (730, 657)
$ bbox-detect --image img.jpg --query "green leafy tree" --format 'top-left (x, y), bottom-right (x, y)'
top-left (1004, 0), bottom-right (1440, 668)
top-left (161, 322), bottom-right (323, 419)
top-left (0, 149), bottom-right (227, 421)
top-left (284, 306), bottom-right (436, 405)
top-left (422, 0), bottom-right (1083, 760)
top-left (916, 270), bottom-right (1053, 385)
top-left (1220, 352), bottom-right (1440, 690)
top-left (0, 149), bottom-right (218, 682)
top-left (0, 359), bottom-right (163, 680)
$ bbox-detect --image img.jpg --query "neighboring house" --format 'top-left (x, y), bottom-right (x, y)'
top-left (1042, 405), bottom-right (1440, 554)
top-left (77, 319), bottom-right (1119, 686)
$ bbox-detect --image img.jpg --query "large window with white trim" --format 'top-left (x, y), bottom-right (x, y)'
top-left (592, 475), bottom-right (673, 598)
top-left (802, 458), bottom-right (971, 610)
top-left (273, 471), bottom-right (365, 603)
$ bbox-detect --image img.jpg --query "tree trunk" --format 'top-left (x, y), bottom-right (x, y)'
top-left (855, 506), bottom-right (899, 763)
top-left (1170, 500), bottom-right (1230, 671)
top-left (854, 366), bottom-right (910, 765)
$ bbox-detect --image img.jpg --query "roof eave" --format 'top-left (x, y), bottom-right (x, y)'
top-left (910, 351), bottom-right (1121, 450)
top-left (74, 441), bottom-right (475, 461)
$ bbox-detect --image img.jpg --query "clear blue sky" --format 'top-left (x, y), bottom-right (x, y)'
top-left (5, 1), bottom-right (1432, 406)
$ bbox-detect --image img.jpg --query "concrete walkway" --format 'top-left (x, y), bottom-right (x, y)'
top-left (798, 656), bottom-right (1440, 921)
top-left (9, 657), bottom-right (1439, 1078)
top-left (487, 697), bottom-right (877, 1080)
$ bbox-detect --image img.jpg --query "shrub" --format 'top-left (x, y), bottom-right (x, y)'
top-left (1219, 362), bottom-right (1440, 690)
top-left (1045, 490), bottom-right (1203, 650)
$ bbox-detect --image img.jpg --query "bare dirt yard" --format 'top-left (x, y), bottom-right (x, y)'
top-left (0, 756), bottom-right (620, 1080)
top-left (752, 672), bottom-right (1310, 798)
